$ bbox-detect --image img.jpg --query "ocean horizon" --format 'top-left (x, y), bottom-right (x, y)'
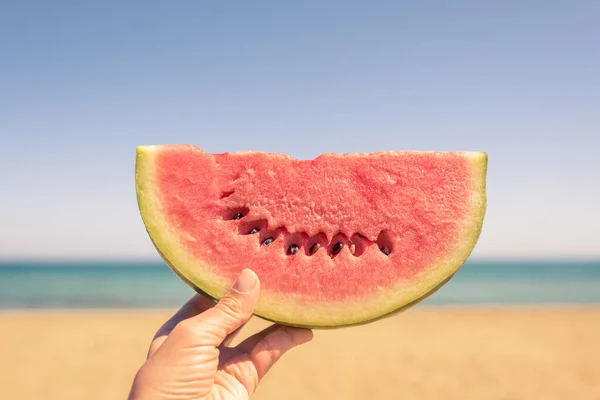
top-left (1, 259), bottom-right (599, 310)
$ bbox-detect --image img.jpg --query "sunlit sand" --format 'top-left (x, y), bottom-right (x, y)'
top-left (1, 307), bottom-right (599, 400)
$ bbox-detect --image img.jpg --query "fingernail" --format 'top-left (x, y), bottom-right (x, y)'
top-left (233, 269), bottom-right (256, 293)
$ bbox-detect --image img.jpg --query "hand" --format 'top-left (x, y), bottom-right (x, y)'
top-left (128, 268), bottom-right (313, 400)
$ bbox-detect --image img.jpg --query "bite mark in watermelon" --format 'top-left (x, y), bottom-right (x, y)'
top-left (135, 145), bottom-right (487, 328)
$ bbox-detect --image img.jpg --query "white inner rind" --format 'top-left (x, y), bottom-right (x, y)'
top-left (135, 146), bottom-right (487, 328)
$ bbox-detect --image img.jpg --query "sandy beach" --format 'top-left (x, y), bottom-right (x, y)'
top-left (1, 307), bottom-right (599, 400)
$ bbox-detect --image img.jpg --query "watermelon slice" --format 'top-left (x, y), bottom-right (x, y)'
top-left (135, 145), bottom-right (487, 328)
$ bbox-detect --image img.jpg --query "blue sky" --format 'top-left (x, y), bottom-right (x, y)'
top-left (1, 1), bottom-right (598, 260)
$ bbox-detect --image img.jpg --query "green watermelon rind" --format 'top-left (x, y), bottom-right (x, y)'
top-left (135, 146), bottom-right (487, 329)
top-left (159, 242), bottom-right (457, 329)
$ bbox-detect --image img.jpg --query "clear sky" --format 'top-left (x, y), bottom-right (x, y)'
top-left (1, 1), bottom-right (598, 260)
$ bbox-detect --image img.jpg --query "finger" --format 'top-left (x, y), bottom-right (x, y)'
top-left (221, 324), bottom-right (245, 348)
top-left (235, 324), bottom-right (284, 353)
top-left (220, 325), bottom-right (313, 396)
top-left (156, 293), bottom-right (216, 339)
top-left (171, 269), bottom-right (260, 348)
top-left (217, 324), bottom-right (281, 366)
top-left (249, 325), bottom-right (313, 381)
top-left (148, 293), bottom-right (216, 357)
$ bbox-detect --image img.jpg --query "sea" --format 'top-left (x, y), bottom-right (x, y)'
top-left (1, 260), bottom-right (599, 309)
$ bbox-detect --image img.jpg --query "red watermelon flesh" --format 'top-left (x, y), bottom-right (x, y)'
top-left (135, 145), bottom-right (487, 328)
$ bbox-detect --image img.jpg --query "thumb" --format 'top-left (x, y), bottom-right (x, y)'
top-left (188, 268), bottom-right (261, 346)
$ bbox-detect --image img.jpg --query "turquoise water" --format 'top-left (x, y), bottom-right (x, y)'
top-left (0, 260), bottom-right (599, 309)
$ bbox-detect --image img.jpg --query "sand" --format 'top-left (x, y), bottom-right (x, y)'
top-left (1, 307), bottom-right (599, 400)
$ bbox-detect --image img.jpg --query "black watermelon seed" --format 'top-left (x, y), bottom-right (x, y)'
top-left (309, 242), bottom-right (321, 254)
top-left (332, 242), bottom-right (343, 255)
top-left (232, 212), bottom-right (243, 220)
top-left (262, 237), bottom-right (274, 246)
top-left (248, 228), bottom-right (260, 234)
top-left (288, 244), bottom-right (299, 255)
top-left (380, 246), bottom-right (391, 256)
